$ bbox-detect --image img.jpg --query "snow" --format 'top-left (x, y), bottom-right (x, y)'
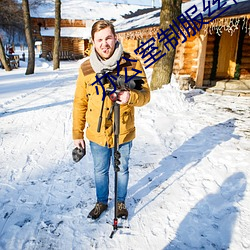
top-left (40, 27), bottom-right (92, 39)
top-left (114, 0), bottom-right (249, 32)
top-left (0, 49), bottom-right (250, 250)
top-left (0, 46), bottom-right (250, 250)
top-left (94, 0), bottom-right (162, 7)
top-left (114, 9), bottom-right (160, 33)
top-left (30, 0), bottom-right (152, 20)
top-left (1, 0), bottom-right (250, 248)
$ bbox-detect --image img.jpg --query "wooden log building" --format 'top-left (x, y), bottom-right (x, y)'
top-left (31, 18), bottom-right (92, 60)
top-left (115, 1), bottom-right (250, 90)
top-left (30, 1), bottom-right (154, 61)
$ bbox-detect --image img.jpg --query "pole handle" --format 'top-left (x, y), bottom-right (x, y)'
top-left (97, 116), bottom-right (102, 133)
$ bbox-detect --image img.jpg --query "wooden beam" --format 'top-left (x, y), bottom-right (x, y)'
top-left (196, 30), bottom-right (208, 87)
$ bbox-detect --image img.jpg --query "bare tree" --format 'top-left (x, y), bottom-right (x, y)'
top-left (0, 0), bottom-right (24, 35)
top-left (151, 0), bottom-right (182, 90)
top-left (0, 37), bottom-right (11, 71)
top-left (22, 0), bottom-right (35, 75)
top-left (53, 0), bottom-right (61, 70)
top-left (29, 0), bottom-right (46, 8)
top-left (0, 0), bottom-right (23, 71)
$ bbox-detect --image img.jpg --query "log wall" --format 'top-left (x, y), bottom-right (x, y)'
top-left (240, 34), bottom-right (250, 79)
top-left (41, 37), bottom-right (87, 58)
top-left (203, 33), bottom-right (216, 82)
top-left (119, 39), bottom-right (138, 56)
top-left (32, 18), bottom-right (86, 29)
top-left (32, 17), bottom-right (87, 59)
top-left (173, 36), bottom-right (199, 81)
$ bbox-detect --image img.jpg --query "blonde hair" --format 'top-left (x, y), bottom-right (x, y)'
top-left (91, 20), bottom-right (116, 40)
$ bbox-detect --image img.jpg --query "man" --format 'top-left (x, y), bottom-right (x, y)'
top-left (72, 20), bottom-right (150, 220)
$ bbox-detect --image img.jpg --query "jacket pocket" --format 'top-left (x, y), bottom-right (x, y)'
top-left (120, 106), bottom-right (135, 134)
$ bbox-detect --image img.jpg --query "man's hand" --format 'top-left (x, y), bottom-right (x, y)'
top-left (72, 139), bottom-right (86, 162)
top-left (116, 90), bottom-right (130, 105)
top-left (74, 139), bottom-right (85, 149)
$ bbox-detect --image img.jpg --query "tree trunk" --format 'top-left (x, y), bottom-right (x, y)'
top-left (53, 0), bottom-right (61, 70)
top-left (22, 0), bottom-right (35, 75)
top-left (0, 37), bottom-right (11, 71)
top-left (151, 0), bottom-right (182, 90)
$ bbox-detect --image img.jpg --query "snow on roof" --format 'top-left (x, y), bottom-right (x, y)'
top-left (114, 8), bottom-right (160, 33)
top-left (114, 0), bottom-right (249, 33)
top-left (183, 0), bottom-right (250, 18)
top-left (40, 27), bottom-right (91, 39)
top-left (30, 0), bottom-right (151, 20)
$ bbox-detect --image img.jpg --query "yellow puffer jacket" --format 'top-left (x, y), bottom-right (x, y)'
top-left (72, 52), bottom-right (150, 148)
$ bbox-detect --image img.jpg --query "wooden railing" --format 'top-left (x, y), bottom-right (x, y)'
top-left (46, 51), bottom-right (84, 61)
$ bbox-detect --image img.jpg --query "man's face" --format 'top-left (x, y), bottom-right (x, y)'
top-left (93, 27), bottom-right (117, 60)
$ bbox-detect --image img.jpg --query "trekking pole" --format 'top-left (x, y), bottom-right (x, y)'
top-left (110, 101), bottom-right (121, 238)
top-left (97, 93), bottom-right (106, 133)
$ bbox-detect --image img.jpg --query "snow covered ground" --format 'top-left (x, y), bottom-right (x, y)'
top-left (0, 50), bottom-right (250, 250)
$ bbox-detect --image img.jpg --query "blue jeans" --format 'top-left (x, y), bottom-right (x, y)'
top-left (90, 141), bottom-right (132, 205)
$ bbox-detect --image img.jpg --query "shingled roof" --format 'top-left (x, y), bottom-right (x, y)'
top-left (204, 0), bottom-right (250, 18)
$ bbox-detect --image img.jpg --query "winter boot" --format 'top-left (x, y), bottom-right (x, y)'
top-left (87, 202), bottom-right (108, 220)
top-left (117, 202), bottom-right (128, 219)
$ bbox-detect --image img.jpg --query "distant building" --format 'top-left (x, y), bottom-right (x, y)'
top-left (30, 1), bottom-right (151, 60)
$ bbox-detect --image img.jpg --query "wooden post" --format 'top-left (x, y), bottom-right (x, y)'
top-left (195, 30), bottom-right (208, 88)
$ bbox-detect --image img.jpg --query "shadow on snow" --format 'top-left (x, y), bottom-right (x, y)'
top-left (128, 118), bottom-right (240, 214)
top-left (0, 100), bottom-right (73, 117)
top-left (164, 172), bottom-right (247, 249)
